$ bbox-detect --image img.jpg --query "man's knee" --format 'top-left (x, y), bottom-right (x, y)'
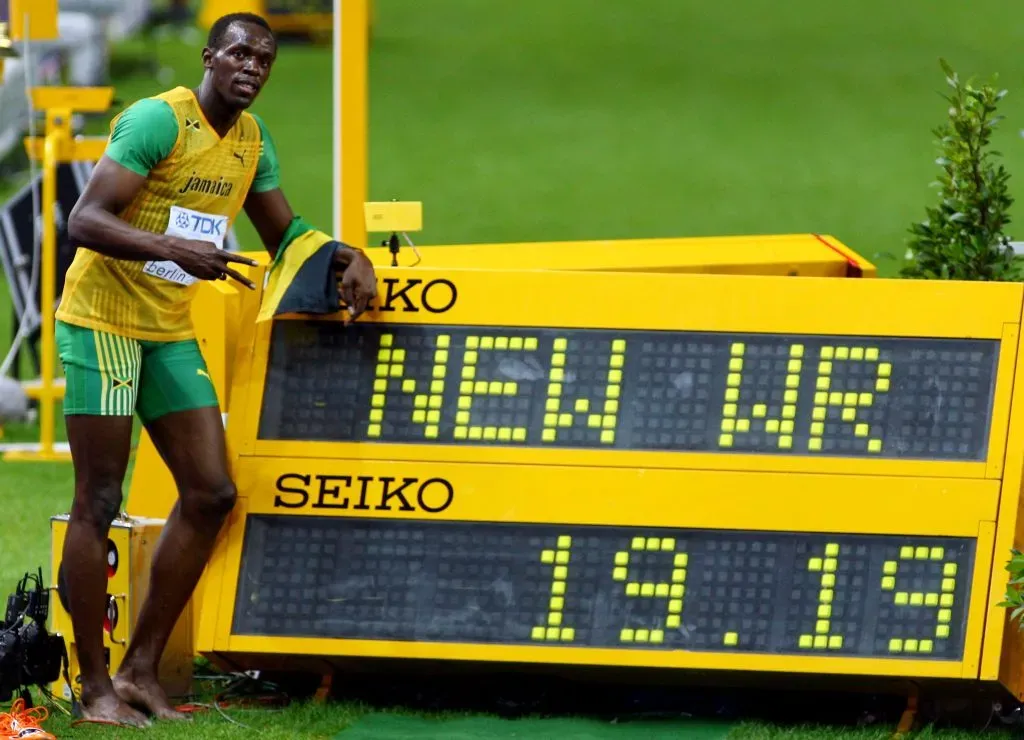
top-left (71, 481), bottom-right (123, 532)
top-left (184, 479), bottom-right (237, 521)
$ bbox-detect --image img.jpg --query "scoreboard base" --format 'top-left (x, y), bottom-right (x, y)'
top-left (193, 646), bottom-right (1016, 719)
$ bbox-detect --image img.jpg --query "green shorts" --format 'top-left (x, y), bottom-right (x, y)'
top-left (55, 319), bottom-right (219, 423)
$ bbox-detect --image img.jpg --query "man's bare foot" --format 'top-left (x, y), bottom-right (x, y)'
top-left (113, 667), bottom-right (190, 721)
top-left (79, 690), bottom-right (152, 728)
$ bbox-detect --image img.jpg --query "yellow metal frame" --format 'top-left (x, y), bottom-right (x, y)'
top-left (984, 313), bottom-right (1024, 695)
top-left (335, 0), bottom-right (369, 246)
top-left (197, 0), bottom-right (335, 36)
top-left (4, 87), bottom-right (114, 462)
top-left (186, 266), bottom-right (1023, 682)
top-left (9, 0), bottom-right (58, 41)
top-left (238, 459), bottom-right (1000, 537)
top-left (380, 233), bottom-right (876, 278)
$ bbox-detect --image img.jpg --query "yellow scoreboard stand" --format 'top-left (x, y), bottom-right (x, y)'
top-left (93, 248), bottom-right (1024, 702)
top-left (54, 234), bottom-right (1024, 705)
top-left (384, 233), bottom-right (874, 278)
top-left (187, 264), bottom-right (1024, 691)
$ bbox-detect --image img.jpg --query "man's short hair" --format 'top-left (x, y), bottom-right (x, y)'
top-left (207, 12), bottom-right (273, 50)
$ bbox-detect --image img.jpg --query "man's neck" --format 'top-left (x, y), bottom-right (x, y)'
top-left (193, 80), bottom-right (240, 137)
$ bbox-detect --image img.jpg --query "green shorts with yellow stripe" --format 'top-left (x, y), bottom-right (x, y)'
top-left (55, 319), bottom-right (219, 423)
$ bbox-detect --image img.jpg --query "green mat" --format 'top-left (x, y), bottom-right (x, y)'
top-left (337, 714), bottom-right (734, 739)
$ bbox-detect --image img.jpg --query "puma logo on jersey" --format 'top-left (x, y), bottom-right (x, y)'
top-left (197, 368), bottom-right (211, 380)
top-left (233, 152), bottom-right (245, 166)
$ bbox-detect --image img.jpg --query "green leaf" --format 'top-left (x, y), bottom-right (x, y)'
top-left (939, 57), bottom-right (955, 79)
top-left (903, 60), bottom-right (1014, 282)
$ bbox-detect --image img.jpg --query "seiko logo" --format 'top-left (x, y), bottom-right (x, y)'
top-left (273, 472), bottom-right (454, 513)
top-left (377, 278), bottom-right (457, 314)
top-left (178, 172), bottom-right (234, 197)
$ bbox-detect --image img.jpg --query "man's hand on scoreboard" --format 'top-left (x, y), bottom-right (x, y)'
top-left (334, 244), bottom-right (378, 323)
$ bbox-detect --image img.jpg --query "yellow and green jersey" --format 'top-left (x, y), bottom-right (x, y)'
top-left (56, 86), bottom-right (281, 341)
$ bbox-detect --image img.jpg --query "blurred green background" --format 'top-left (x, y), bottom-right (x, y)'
top-left (8, 0), bottom-right (1024, 265)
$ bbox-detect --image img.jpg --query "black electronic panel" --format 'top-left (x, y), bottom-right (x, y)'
top-left (232, 515), bottom-right (973, 660)
top-left (257, 322), bottom-right (998, 460)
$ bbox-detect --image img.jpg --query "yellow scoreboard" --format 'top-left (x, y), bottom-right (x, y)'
top-left (380, 233), bottom-right (875, 278)
top-left (191, 266), bottom-right (1024, 688)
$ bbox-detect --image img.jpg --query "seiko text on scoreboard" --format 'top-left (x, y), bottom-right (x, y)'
top-left (196, 268), bottom-right (1024, 682)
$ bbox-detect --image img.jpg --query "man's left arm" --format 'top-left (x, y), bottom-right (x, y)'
top-left (244, 114), bottom-right (377, 317)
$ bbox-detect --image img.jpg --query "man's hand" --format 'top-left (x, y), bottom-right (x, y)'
top-left (334, 245), bottom-right (378, 322)
top-left (169, 239), bottom-right (259, 289)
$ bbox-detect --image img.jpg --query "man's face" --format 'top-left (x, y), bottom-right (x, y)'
top-left (202, 21), bottom-right (277, 109)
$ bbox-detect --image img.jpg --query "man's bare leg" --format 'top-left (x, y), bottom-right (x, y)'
top-left (64, 415), bottom-right (151, 728)
top-left (112, 405), bottom-right (236, 720)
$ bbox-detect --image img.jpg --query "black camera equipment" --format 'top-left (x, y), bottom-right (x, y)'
top-left (0, 569), bottom-right (66, 705)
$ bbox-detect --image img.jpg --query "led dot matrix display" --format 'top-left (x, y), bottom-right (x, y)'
top-left (258, 322), bottom-right (998, 460)
top-left (233, 517), bottom-right (974, 659)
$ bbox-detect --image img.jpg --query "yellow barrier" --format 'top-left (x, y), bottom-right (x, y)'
top-left (4, 87), bottom-right (114, 462)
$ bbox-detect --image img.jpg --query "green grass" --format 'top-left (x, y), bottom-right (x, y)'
top-left (5, 0), bottom-right (1024, 736)
top-left (731, 731), bottom-right (1010, 740)
top-left (730, 731), bottom-right (1009, 740)
top-left (14, 707), bottom-right (1019, 739)
top-left (13, 694), bottom-right (365, 739)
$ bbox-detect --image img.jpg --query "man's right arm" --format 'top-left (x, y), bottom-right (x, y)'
top-left (68, 98), bottom-right (185, 261)
top-left (67, 99), bottom-right (257, 286)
